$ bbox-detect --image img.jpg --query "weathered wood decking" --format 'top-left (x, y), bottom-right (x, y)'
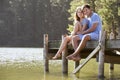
top-left (43, 32), bottom-right (120, 79)
top-left (45, 37), bottom-right (120, 62)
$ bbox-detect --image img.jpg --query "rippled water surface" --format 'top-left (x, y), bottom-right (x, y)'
top-left (0, 48), bottom-right (120, 80)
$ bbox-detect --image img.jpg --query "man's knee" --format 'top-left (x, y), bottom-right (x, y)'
top-left (82, 35), bottom-right (90, 41)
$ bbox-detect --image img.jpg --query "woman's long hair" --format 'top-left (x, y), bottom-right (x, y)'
top-left (74, 6), bottom-right (84, 22)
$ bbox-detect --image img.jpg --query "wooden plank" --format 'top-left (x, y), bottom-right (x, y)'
top-left (48, 39), bottom-right (120, 50)
top-left (106, 39), bottom-right (120, 49)
top-left (47, 50), bottom-right (119, 60)
top-left (105, 55), bottom-right (120, 64)
top-left (48, 40), bottom-right (98, 49)
top-left (73, 45), bottom-right (101, 74)
top-left (105, 50), bottom-right (120, 56)
top-left (86, 40), bottom-right (98, 48)
top-left (48, 40), bottom-right (61, 49)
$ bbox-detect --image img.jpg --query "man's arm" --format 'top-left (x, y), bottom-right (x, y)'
top-left (82, 22), bottom-right (98, 34)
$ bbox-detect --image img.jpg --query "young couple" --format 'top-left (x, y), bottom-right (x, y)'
top-left (53, 4), bottom-right (102, 61)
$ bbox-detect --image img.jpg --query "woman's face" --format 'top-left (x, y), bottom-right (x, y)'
top-left (76, 9), bottom-right (83, 18)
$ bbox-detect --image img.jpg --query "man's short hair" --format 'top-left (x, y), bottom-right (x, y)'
top-left (82, 4), bottom-right (91, 9)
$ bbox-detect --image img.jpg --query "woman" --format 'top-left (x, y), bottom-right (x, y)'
top-left (52, 6), bottom-right (88, 59)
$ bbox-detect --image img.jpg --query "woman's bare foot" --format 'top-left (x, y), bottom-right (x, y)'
top-left (52, 53), bottom-right (61, 60)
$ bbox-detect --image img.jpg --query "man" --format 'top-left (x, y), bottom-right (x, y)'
top-left (66, 4), bottom-right (102, 61)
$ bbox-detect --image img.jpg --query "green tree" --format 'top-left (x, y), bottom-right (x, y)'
top-left (96, 0), bottom-right (120, 38)
top-left (67, 0), bottom-right (96, 33)
top-left (68, 0), bottom-right (120, 38)
top-left (67, 0), bottom-right (84, 34)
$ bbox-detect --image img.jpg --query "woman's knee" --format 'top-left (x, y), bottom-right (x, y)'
top-left (64, 36), bottom-right (69, 42)
top-left (72, 35), bottom-right (80, 42)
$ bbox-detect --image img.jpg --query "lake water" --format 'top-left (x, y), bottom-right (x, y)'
top-left (0, 48), bottom-right (120, 80)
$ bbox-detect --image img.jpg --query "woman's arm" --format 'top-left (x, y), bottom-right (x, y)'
top-left (81, 23), bottom-right (88, 32)
top-left (71, 21), bottom-right (81, 36)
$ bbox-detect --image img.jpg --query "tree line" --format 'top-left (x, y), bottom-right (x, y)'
top-left (0, 0), bottom-right (71, 47)
top-left (0, 0), bottom-right (119, 47)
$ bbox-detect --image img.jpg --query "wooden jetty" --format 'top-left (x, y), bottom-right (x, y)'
top-left (43, 31), bottom-right (120, 79)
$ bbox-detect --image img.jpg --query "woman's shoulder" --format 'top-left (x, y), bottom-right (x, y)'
top-left (74, 20), bottom-right (80, 24)
top-left (74, 20), bottom-right (81, 26)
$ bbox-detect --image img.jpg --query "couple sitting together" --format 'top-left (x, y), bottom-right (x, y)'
top-left (52, 4), bottom-right (102, 61)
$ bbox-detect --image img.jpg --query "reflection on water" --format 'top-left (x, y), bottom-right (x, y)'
top-left (0, 48), bottom-right (120, 80)
top-left (0, 48), bottom-right (43, 63)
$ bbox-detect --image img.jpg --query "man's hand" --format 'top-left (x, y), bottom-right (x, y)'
top-left (76, 31), bottom-right (82, 35)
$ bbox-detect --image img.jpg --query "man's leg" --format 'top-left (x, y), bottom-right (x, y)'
top-left (66, 35), bottom-right (91, 61)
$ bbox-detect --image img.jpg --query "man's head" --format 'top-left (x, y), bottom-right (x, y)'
top-left (82, 4), bottom-right (92, 17)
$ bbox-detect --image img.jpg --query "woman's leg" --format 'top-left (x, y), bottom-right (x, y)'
top-left (72, 35), bottom-right (80, 50)
top-left (52, 36), bottom-right (71, 59)
top-left (66, 35), bottom-right (80, 60)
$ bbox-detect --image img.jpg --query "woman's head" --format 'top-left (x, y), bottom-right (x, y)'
top-left (74, 6), bottom-right (84, 21)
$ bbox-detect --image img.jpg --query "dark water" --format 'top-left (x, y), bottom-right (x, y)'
top-left (0, 48), bottom-right (120, 80)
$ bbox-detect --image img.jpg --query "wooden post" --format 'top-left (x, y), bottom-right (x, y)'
top-left (74, 61), bottom-right (80, 75)
top-left (109, 31), bottom-right (114, 73)
top-left (43, 34), bottom-right (49, 72)
top-left (98, 31), bottom-right (106, 79)
top-left (62, 35), bottom-right (68, 74)
top-left (109, 63), bottom-right (114, 80)
top-left (73, 45), bottom-right (100, 74)
top-left (109, 64), bottom-right (114, 71)
top-left (75, 61), bottom-right (79, 69)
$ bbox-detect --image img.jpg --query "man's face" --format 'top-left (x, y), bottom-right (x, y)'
top-left (83, 7), bottom-right (91, 17)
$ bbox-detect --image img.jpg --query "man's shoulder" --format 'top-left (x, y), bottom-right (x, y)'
top-left (92, 13), bottom-right (99, 17)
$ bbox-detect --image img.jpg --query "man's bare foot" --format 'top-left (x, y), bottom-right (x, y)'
top-left (72, 55), bottom-right (81, 61)
top-left (52, 53), bottom-right (61, 60)
top-left (66, 54), bottom-right (76, 60)
top-left (66, 54), bottom-right (81, 61)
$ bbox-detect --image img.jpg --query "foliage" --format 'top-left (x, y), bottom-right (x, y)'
top-left (67, 0), bottom-right (96, 33)
top-left (68, 0), bottom-right (120, 38)
top-left (96, 0), bottom-right (120, 38)
top-left (67, 0), bottom-right (84, 33)
top-left (0, 0), bottom-right (72, 47)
